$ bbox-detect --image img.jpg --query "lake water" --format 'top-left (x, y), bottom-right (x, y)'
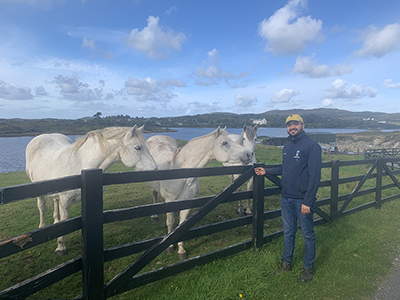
top-left (0, 127), bottom-right (372, 173)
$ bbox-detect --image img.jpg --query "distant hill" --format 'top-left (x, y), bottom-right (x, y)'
top-left (154, 108), bottom-right (400, 129)
top-left (0, 108), bottom-right (399, 137)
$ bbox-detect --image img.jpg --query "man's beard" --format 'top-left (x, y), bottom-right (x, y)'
top-left (288, 126), bottom-right (303, 137)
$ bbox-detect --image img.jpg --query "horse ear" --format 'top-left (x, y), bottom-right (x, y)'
top-left (243, 124), bottom-right (247, 130)
top-left (137, 125), bottom-right (144, 132)
top-left (214, 126), bottom-right (221, 137)
top-left (253, 124), bottom-right (258, 132)
top-left (127, 125), bottom-right (138, 138)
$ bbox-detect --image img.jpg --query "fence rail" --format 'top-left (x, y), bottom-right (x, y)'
top-left (364, 148), bottom-right (400, 160)
top-left (1, 158), bottom-right (400, 299)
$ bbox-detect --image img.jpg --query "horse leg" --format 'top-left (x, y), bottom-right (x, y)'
top-left (177, 209), bottom-right (190, 260)
top-left (53, 196), bottom-right (60, 224)
top-left (245, 177), bottom-right (254, 215)
top-left (230, 174), bottom-right (245, 216)
top-left (37, 196), bottom-right (46, 228)
top-left (151, 189), bottom-right (159, 222)
top-left (165, 211), bottom-right (175, 253)
top-left (55, 195), bottom-right (72, 256)
top-left (231, 174), bottom-right (247, 216)
top-left (237, 186), bottom-right (246, 216)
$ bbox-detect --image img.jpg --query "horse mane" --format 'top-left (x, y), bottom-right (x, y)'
top-left (237, 131), bottom-right (245, 146)
top-left (71, 127), bottom-right (142, 156)
top-left (171, 148), bottom-right (182, 165)
top-left (171, 128), bottom-right (227, 165)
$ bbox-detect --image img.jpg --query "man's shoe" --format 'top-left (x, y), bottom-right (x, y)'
top-left (271, 260), bottom-right (291, 275)
top-left (299, 268), bottom-right (314, 283)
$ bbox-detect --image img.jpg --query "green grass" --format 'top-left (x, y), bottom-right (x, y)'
top-left (0, 144), bottom-right (399, 299)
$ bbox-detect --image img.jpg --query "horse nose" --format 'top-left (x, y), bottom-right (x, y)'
top-left (245, 151), bottom-right (252, 163)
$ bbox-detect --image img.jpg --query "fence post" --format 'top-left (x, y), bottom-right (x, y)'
top-left (330, 160), bottom-right (339, 221)
top-left (81, 169), bottom-right (104, 300)
top-left (252, 163), bottom-right (265, 251)
top-left (376, 158), bottom-right (382, 209)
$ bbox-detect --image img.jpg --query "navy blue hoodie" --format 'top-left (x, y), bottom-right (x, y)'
top-left (266, 131), bottom-right (322, 207)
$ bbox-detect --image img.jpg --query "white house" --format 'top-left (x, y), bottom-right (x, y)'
top-left (252, 118), bottom-right (267, 125)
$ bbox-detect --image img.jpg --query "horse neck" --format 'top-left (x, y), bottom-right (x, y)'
top-left (75, 137), bottom-right (119, 171)
top-left (174, 135), bottom-right (214, 168)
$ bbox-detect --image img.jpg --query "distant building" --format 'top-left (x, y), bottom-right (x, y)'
top-left (252, 118), bottom-right (267, 125)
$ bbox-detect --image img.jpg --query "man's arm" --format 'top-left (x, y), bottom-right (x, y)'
top-left (302, 143), bottom-right (322, 208)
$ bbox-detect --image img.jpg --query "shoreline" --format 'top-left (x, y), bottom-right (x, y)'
top-left (0, 128), bottom-right (177, 138)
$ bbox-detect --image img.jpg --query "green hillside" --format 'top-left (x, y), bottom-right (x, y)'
top-left (1, 108), bottom-right (399, 137)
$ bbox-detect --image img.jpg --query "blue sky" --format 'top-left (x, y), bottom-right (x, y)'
top-left (1, 0), bottom-right (400, 119)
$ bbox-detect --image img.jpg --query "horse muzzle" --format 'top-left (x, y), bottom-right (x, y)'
top-left (241, 151), bottom-right (253, 164)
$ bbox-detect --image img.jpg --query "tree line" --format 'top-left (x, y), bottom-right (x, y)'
top-left (1, 108), bottom-right (399, 137)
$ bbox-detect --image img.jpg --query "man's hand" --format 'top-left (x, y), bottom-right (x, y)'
top-left (254, 167), bottom-right (266, 176)
top-left (301, 204), bottom-right (311, 215)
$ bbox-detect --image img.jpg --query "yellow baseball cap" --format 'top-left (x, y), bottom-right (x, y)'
top-left (285, 114), bottom-right (304, 124)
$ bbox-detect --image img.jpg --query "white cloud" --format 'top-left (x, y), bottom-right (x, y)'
top-left (258, 0), bottom-right (324, 55)
top-left (271, 88), bottom-right (299, 103)
top-left (322, 98), bottom-right (335, 107)
top-left (292, 55), bottom-right (330, 78)
top-left (383, 79), bottom-right (400, 89)
top-left (206, 48), bottom-right (220, 64)
top-left (81, 38), bottom-right (95, 50)
top-left (52, 73), bottom-right (108, 102)
top-left (0, 80), bottom-right (33, 100)
top-left (124, 77), bottom-right (185, 102)
top-left (334, 64), bottom-right (353, 76)
top-left (234, 94), bottom-right (258, 107)
top-left (355, 23), bottom-right (400, 58)
top-left (194, 66), bottom-right (250, 86)
top-left (126, 15), bottom-right (187, 60)
top-left (194, 49), bottom-right (250, 87)
top-left (165, 5), bottom-right (177, 16)
top-left (186, 101), bottom-right (222, 114)
top-left (326, 79), bottom-right (378, 100)
top-left (292, 55), bottom-right (353, 77)
top-left (81, 37), bottom-right (114, 58)
top-left (139, 103), bottom-right (156, 111)
top-left (35, 85), bottom-right (48, 96)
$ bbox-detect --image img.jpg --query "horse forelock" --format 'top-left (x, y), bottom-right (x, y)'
top-left (244, 126), bottom-right (257, 141)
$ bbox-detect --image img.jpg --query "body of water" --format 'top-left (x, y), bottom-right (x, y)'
top-left (0, 127), bottom-right (374, 173)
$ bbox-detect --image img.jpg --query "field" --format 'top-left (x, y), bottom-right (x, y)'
top-left (1, 143), bottom-right (400, 299)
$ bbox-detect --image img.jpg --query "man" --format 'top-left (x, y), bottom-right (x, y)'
top-left (254, 114), bottom-right (322, 283)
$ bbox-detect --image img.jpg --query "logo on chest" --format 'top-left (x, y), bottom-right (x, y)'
top-left (294, 150), bottom-right (300, 159)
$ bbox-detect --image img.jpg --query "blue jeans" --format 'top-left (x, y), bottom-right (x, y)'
top-left (281, 196), bottom-right (316, 269)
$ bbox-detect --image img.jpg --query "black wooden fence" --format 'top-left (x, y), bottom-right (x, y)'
top-left (1, 157), bottom-right (400, 299)
top-left (364, 148), bottom-right (400, 160)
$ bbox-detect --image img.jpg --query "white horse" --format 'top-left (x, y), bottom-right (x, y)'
top-left (25, 125), bottom-right (157, 255)
top-left (224, 124), bottom-right (258, 216)
top-left (147, 127), bottom-right (252, 260)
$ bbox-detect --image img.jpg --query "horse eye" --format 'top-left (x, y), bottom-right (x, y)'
top-left (222, 141), bottom-right (228, 146)
top-left (134, 146), bottom-right (142, 151)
